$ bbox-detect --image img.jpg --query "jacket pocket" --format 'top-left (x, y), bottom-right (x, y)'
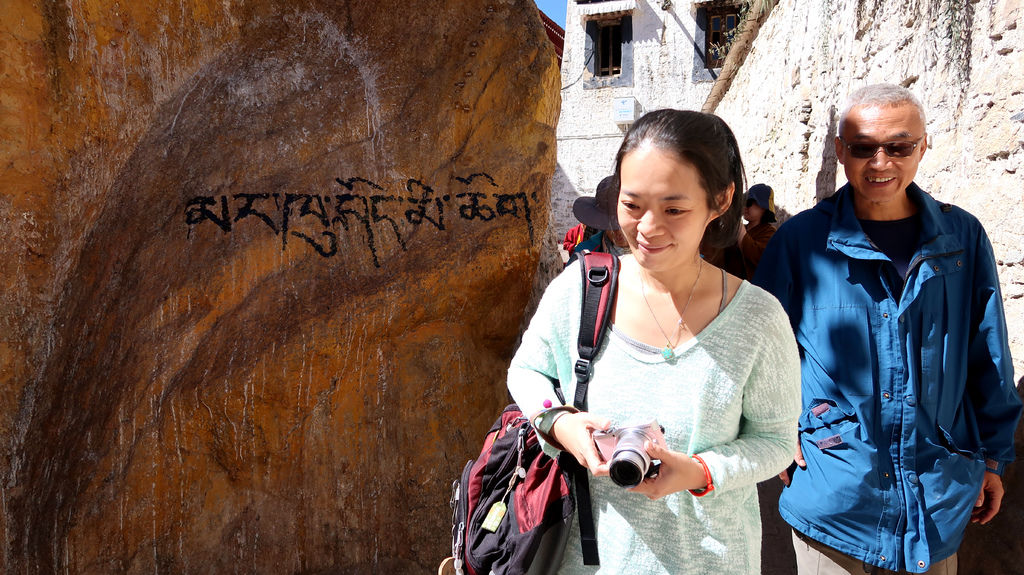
top-left (799, 399), bottom-right (860, 451)
top-left (937, 424), bottom-right (981, 461)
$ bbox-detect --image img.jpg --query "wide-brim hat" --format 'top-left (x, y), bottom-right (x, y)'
top-left (572, 176), bottom-right (620, 231)
top-left (746, 183), bottom-right (775, 213)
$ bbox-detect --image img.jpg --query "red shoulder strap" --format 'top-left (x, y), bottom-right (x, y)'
top-left (576, 251), bottom-right (619, 386)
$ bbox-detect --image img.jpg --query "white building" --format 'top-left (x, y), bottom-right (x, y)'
top-left (552, 0), bottom-right (744, 237)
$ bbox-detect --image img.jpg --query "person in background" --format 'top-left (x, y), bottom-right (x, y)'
top-left (754, 83), bottom-right (1022, 574)
top-left (565, 175), bottom-right (630, 266)
top-left (509, 109), bottom-right (801, 574)
top-left (562, 222), bottom-right (589, 253)
top-left (737, 183), bottom-right (778, 279)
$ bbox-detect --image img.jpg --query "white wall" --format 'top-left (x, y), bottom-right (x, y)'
top-left (551, 0), bottom-right (720, 236)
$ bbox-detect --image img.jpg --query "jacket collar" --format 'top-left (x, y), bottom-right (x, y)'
top-left (819, 183), bottom-right (962, 260)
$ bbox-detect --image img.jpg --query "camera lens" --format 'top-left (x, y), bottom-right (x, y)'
top-left (608, 449), bottom-right (647, 488)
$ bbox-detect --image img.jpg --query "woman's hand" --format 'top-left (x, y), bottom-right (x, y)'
top-left (627, 441), bottom-right (707, 500)
top-left (551, 412), bottom-right (612, 476)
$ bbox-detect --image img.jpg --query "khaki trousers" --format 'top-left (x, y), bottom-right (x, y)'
top-left (792, 530), bottom-right (957, 575)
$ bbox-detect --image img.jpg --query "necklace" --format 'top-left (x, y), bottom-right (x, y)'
top-left (639, 259), bottom-right (704, 360)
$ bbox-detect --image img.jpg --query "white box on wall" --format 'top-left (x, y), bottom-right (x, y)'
top-left (612, 97), bottom-right (642, 125)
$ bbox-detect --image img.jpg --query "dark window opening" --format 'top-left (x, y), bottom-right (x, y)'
top-left (705, 7), bottom-right (740, 69)
top-left (584, 14), bottom-right (632, 89)
top-left (596, 21), bottom-right (623, 76)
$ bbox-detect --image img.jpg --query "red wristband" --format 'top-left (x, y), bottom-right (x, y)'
top-left (688, 454), bottom-right (715, 497)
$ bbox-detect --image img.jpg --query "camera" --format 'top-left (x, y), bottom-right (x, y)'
top-left (592, 421), bottom-right (666, 488)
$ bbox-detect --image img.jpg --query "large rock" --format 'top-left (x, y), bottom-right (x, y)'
top-left (0, 1), bottom-right (560, 572)
top-left (713, 1), bottom-right (1024, 572)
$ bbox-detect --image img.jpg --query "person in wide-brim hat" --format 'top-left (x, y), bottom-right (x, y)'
top-left (566, 176), bottom-right (629, 265)
top-left (738, 183), bottom-right (778, 278)
top-left (573, 176), bottom-right (621, 232)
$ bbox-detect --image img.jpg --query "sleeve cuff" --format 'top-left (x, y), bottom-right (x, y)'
top-left (532, 405), bottom-right (579, 452)
top-left (985, 459), bottom-right (1005, 476)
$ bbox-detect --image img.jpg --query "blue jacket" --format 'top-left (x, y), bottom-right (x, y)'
top-left (754, 183), bottom-right (1021, 573)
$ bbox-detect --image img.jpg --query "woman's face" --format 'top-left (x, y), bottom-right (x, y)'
top-left (617, 144), bottom-right (727, 273)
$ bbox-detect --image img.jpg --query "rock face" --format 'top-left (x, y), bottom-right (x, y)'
top-left (0, 1), bottom-right (560, 572)
top-left (714, 1), bottom-right (1024, 573)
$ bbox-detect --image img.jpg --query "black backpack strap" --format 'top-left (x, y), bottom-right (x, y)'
top-left (575, 251), bottom-right (619, 409)
top-left (573, 467), bottom-right (600, 565)
top-left (549, 451), bottom-right (598, 566)
top-left (572, 251), bottom-right (619, 566)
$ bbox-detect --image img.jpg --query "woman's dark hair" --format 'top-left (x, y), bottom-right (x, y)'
top-left (612, 109), bottom-right (745, 249)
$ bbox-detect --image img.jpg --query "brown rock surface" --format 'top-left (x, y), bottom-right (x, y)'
top-left (0, 1), bottom-right (560, 572)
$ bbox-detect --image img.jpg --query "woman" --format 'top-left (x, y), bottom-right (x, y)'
top-left (508, 110), bottom-right (801, 574)
top-left (737, 183), bottom-right (778, 279)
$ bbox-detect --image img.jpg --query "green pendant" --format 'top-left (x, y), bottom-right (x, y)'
top-left (661, 346), bottom-right (674, 360)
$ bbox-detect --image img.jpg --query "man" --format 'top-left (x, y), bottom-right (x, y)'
top-left (754, 84), bottom-right (1021, 574)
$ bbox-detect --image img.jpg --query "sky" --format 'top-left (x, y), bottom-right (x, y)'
top-left (534, 0), bottom-right (567, 28)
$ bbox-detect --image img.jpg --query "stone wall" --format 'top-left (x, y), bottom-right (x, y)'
top-left (714, 1), bottom-right (1024, 573)
top-left (0, 1), bottom-right (560, 572)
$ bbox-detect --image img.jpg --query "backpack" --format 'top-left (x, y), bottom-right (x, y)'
top-left (445, 252), bottom-right (619, 575)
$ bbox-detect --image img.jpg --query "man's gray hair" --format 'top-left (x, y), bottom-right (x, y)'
top-left (839, 83), bottom-right (927, 133)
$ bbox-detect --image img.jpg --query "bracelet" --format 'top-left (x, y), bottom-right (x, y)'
top-left (532, 405), bottom-right (579, 429)
top-left (688, 454), bottom-right (715, 497)
top-left (532, 405), bottom-right (580, 451)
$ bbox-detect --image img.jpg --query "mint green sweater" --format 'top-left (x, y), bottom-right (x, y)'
top-left (508, 261), bottom-right (801, 574)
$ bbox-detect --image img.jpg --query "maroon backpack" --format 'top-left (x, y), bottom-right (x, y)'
top-left (448, 252), bottom-right (618, 575)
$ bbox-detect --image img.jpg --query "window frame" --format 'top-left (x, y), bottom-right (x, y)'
top-left (704, 4), bottom-right (741, 69)
top-left (583, 14), bottom-right (633, 89)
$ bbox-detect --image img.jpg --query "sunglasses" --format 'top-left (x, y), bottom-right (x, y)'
top-left (840, 137), bottom-right (923, 159)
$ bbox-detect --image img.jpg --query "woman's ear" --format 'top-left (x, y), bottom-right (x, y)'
top-left (714, 183), bottom-right (735, 217)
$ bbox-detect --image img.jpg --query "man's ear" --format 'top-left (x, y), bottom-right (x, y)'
top-left (835, 136), bottom-right (846, 165)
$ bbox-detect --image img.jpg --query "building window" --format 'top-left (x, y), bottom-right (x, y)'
top-left (584, 14), bottom-right (633, 89)
top-left (705, 5), bottom-right (740, 69)
top-left (596, 21), bottom-right (623, 76)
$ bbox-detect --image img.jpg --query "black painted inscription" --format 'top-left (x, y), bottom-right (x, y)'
top-left (184, 173), bottom-right (536, 267)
